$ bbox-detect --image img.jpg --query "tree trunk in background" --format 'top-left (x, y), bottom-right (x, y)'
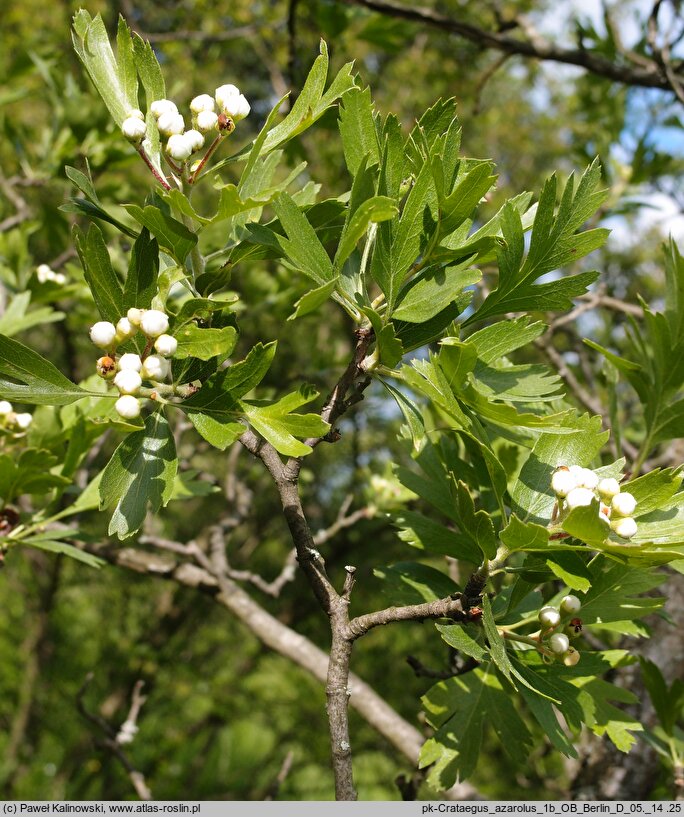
top-left (570, 572), bottom-right (684, 799)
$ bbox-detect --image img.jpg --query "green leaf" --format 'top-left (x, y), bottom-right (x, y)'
top-left (380, 380), bottom-right (425, 452)
top-left (173, 325), bottom-right (237, 361)
top-left (545, 550), bottom-right (592, 592)
top-left (651, 398), bottom-right (684, 445)
top-left (510, 413), bottom-right (608, 524)
top-left (123, 228), bottom-right (159, 310)
top-left (132, 33), bottom-right (165, 170)
top-left (73, 224), bottom-right (124, 323)
top-left (361, 307), bottom-right (404, 367)
top-left (0, 292), bottom-right (64, 337)
top-left (99, 411), bottom-right (178, 539)
top-left (392, 260), bottom-right (480, 323)
top-left (453, 480), bottom-right (497, 560)
top-left (561, 501), bottom-right (611, 548)
top-left (640, 658), bottom-right (684, 735)
top-left (435, 623), bottom-right (485, 660)
top-left (124, 205), bottom-right (198, 264)
top-left (221, 343), bottom-right (277, 398)
top-left (211, 185), bottom-right (277, 225)
top-left (393, 510), bottom-right (482, 564)
top-left (72, 10), bottom-right (137, 125)
top-left (481, 596), bottom-right (516, 686)
top-left (181, 343), bottom-right (276, 433)
top-left (64, 164), bottom-right (138, 238)
top-left (467, 317), bottom-right (547, 364)
top-left (260, 42), bottom-right (356, 155)
top-left (373, 561), bottom-right (458, 605)
top-left (420, 667), bottom-right (532, 788)
top-left (288, 279), bottom-right (338, 321)
top-left (188, 413), bottom-right (244, 451)
top-left (579, 560), bottom-right (664, 624)
top-left (338, 86), bottom-right (380, 176)
top-left (500, 515), bottom-right (551, 552)
top-left (212, 42), bottom-right (356, 176)
top-left (242, 385), bottom-right (329, 456)
top-left (511, 655), bottom-right (582, 757)
top-left (334, 196), bottom-right (397, 270)
top-left (273, 194), bottom-right (334, 286)
top-left (21, 537), bottom-right (105, 569)
top-left (132, 33), bottom-right (164, 101)
top-left (115, 15), bottom-right (137, 108)
top-left (0, 334), bottom-right (92, 405)
top-left (575, 677), bottom-right (643, 752)
top-left (466, 162), bottom-right (608, 324)
top-left (373, 159), bottom-right (438, 312)
top-left (0, 450), bottom-right (70, 502)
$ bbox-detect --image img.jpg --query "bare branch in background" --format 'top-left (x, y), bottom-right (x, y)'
top-left (76, 674), bottom-right (153, 801)
top-left (340, 0), bottom-right (679, 92)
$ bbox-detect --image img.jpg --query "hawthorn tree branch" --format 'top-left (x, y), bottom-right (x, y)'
top-left (347, 596), bottom-right (467, 639)
top-left (83, 540), bottom-right (480, 799)
top-left (76, 673), bottom-right (152, 801)
top-left (340, 0), bottom-right (678, 92)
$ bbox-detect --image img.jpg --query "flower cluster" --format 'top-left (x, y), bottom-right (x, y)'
top-left (537, 594), bottom-right (584, 666)
top-left (120, 84), bottom-right (250, 164)
top-left (36, 264), bottom-right (66, 285)
top-left (551, 465), bottom-right (638, 539)
top-left (0, 401), bottom-right (32, 433)
top-left (89, 308), bottom-right (178, 420)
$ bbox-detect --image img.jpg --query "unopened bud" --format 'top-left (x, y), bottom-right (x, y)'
top-left (122, 116), bottom-right (147, 143)
top-left (115, 395), bottom-right (141, 419)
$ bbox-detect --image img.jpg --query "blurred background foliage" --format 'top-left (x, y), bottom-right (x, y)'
top-left (0, 0), bottom-right (682, 800)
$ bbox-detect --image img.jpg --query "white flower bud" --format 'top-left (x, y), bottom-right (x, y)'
top-left (538, 606), bottom-right (561, 628)
top-left (568, 465), bottom-right (584, 481)
top-left (190, 94), bottom-right (216, 114)
top-left (127, 308), bottom-right (144, 327)
top-left (128, 109), bottom-right (145, 120)
top-left (141, 355), bottom-right (170, 381)
top-left (598, 478), bottom-right (621, 500)
top-left (549, 633), bottom-right (570, 655)
top-left (166, 134), bottom-right (193, 162)
top-left (140, 310), bottom-right (169, 338)
top-left (215, 84), bottom-right (240, 111)
top-left (53, 273), bottom-right (67, 285)
top-left (122, 116), bottom-right (147, 143)
top-left (576, 468), bottom-right (599, 491)
top-left (565, 487), bottom-right (595, 510)
top-left (117, 353), bottom-right (143, 372)
top-left (157, 111), bottom-right (185, 137)
top-left (196, 110), bottom-right (219, 133)
top-left (90, 321), bottom-right (118, 349)
top-left (150, 99), bottom-right (178, 119)
top-left (184, 129), bottom-right (205, 152)
top-left (560, 595), bottom-right (581, 615)
top-left (114, 369), bottom-right (142, 395)
top-left (551, 468), bottom-right (577, 498)
top-left (611, 492), bottom-right (637, 517)
top-left (14, 413), bottom-right (32, 430)
top-left (611, 516), bottom-right (637, 539)
top-left (36, 264), bottom-right (54, 283)
top-left (563, 647), bottom-right (580, 666)
top-left (0, 400), bottom-right (12, 415)
top-left (115, 317), bottom-right (136, 342)
top-left (154, 334), bottom-right (178, 357)
top-left (221, 93), bottom-right (250, 122)
top-left (115, 394), bottom-right (141, 419)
